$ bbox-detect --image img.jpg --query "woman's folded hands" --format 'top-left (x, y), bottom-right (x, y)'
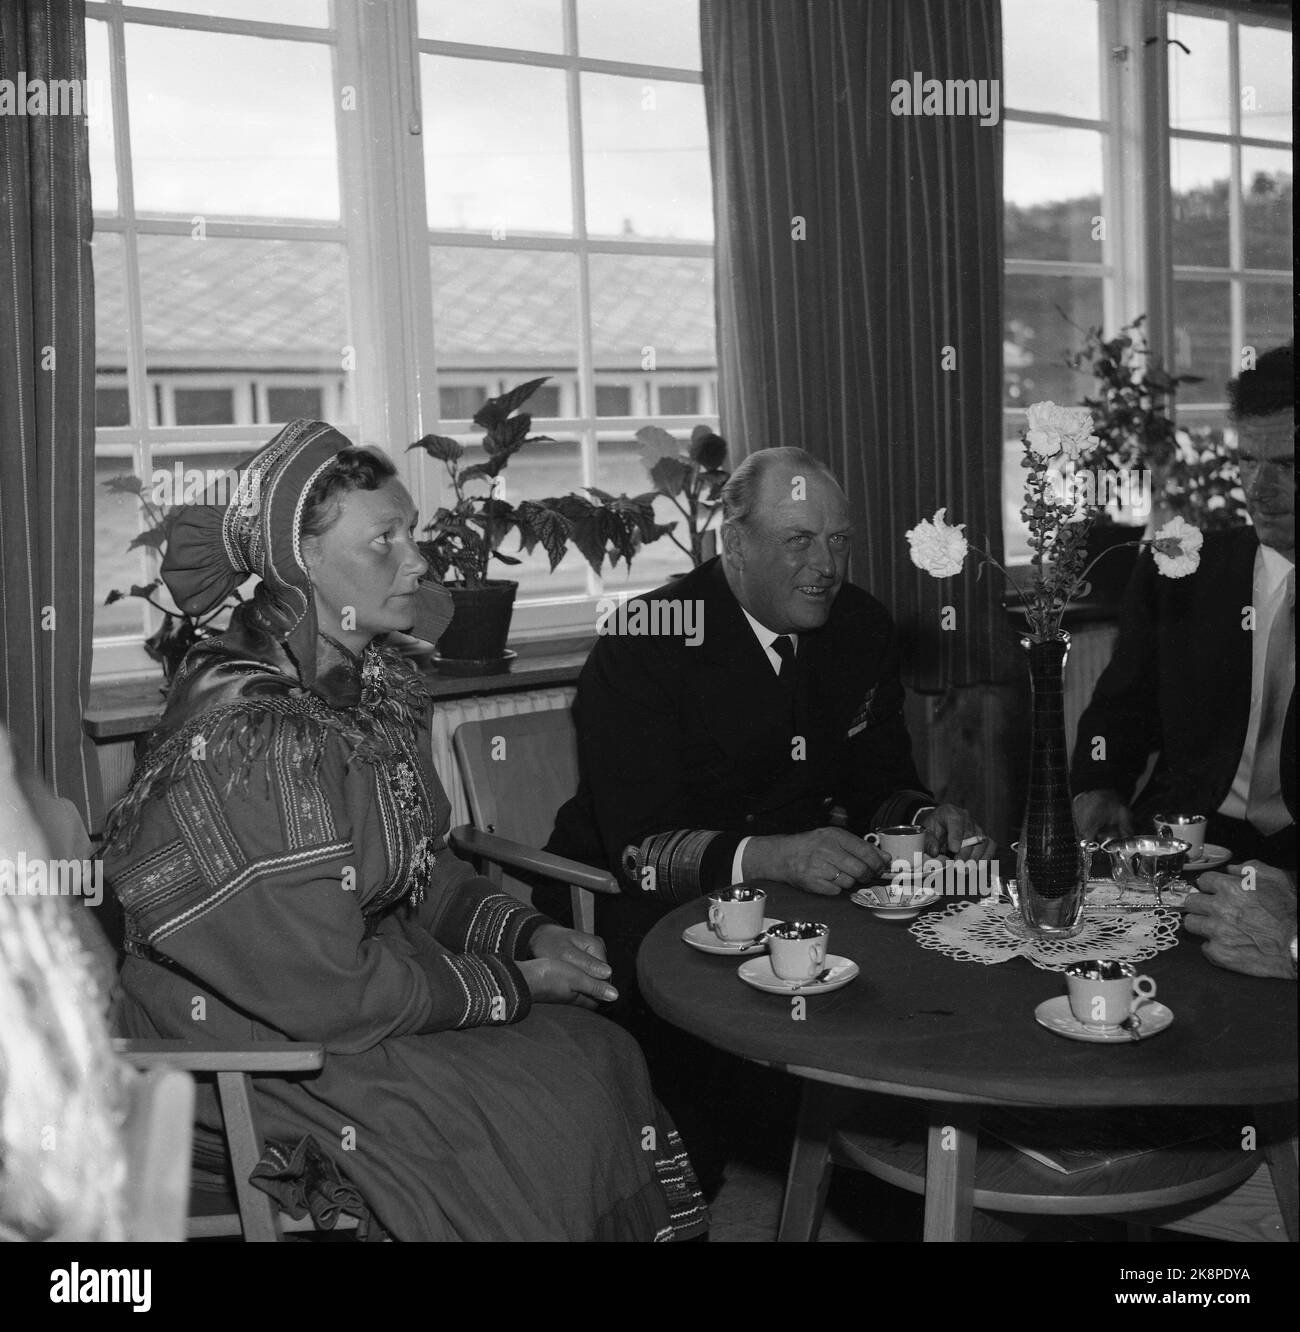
top-left (520, 923), bottom-right (619, 1007)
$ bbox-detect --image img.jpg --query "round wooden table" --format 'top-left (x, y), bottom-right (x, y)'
top-left (638, 883), bottom-right (1298, 1241)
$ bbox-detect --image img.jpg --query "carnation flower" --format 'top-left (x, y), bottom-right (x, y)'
top-left (1150, 516), bottom-right (1204, 579)
top-left (905, 508), bottom-right (969, 578)
top-left (1024, 401), bottom-right (1099, 462)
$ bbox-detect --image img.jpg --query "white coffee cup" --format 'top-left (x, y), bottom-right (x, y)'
top-left (706, 885), bottom-right (767, 942)
top-left (1064, 960), bottom-right (1157, 1029)
top-left (767, 921), bottom-right (830, 981)
top-left (1154, 813), bottom-right (1207, 858)
top-left (866, 824), bottom-right (926, 867)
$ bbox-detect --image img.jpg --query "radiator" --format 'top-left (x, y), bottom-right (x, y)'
top-left (429, 687), bottom-right (576, 827)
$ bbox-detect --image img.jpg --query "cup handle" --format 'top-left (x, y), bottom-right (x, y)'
top-left (1156, 822), bottom-right (1173, 839)
top-left (811, 941), bottom-right (826, 967)
top-left (865, 833), bottom-right (881, 847)
top-left (707, 903), bottom-right (722, 933)
top-left (1132, 975), bottom-right (1157, 1009)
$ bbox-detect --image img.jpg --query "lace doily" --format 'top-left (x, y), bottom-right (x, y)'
top-left (909, 896), bottom-right (1182, 971)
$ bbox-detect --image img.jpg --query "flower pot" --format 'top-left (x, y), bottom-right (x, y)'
top-left (434, 580), bottom-right (517, 671)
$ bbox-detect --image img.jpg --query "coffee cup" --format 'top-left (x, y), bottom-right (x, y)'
top-left (866, 824), bottom-right (926, 870)
top-left (1153, 813), bottom-right (1207, 858)
top-left (706, 885), bottom-right (767, 943)
top-left (766, 921), bottom-right (830, 981)
top-left (1064, 960), bottom-right (1157, 1029)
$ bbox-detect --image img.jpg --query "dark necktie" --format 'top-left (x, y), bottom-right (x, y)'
top-left (772, 634), bottom-right (795, 682)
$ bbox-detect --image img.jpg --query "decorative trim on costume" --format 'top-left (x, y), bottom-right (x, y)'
top-left (426, 952), bottom-right (530, 1030)
top-left (463, 893), bottom-right (548, 958)
top-left (651, 1126), bottom-right (709, 1242)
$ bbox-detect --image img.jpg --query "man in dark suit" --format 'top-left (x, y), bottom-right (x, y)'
top-left (1071, 345), bottom-right (1294, 872)
top-left (544, 447), bottom-right (990, 995)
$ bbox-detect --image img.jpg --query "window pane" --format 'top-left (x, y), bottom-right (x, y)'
top-left (1002, 431), bottom-right (1033, 564)
top-left (86, 19), bottom-right (116, 213)
top-left (1168, 11), bottom-right (1230, 138)
top-left (1173, 280), bottom-right (1232, 401)
top-left (1171, 138), bottom-right (1229, 267)
top-left (95, 456), bottom-right (148, 639)
top-left (128, 1), bottom-right (330, 24)
top-left (266, 386), bottom-right (324, 422)
top-left (96, 386), bottom-right (131, 428)
top-left (596, 384), bottom-right (632, 417)
top-left (529, 384), bottom-right (562, 417)
top-left (438, 384), bottom-right (491, 421)
top-left (588, 254), bottom-right (715, 374)
top-left (174, 387), bottom-right (235, 426)
top-left (582, 74), bottom-right (712, 241)
top-left (430, 247), bottom-right (579, 372)
top-left (422, 56), bottom-right (571, 235)
top-left (417, 0), bottom-right (563, 52)
top-left (1245, 283), bottom-right (1294, 359)
top-left (93, 233), bottom-right (130, 420)
top-left (136, 237), bottom-right (350, 390)
top-left (1001, 0), bottom-right (1099, 119)
top-left (576, 0), bottom-right (701, 70)
top-left (1239, 24), bottom-right (1292, 143)
top-left (658, 384), bottom-right (699, 416)
top-left (1003, 274), bottom-right (1103, 409)
top-left (125, 26), bottom-right (339, 220)
top-left (1004, 124), bottom-right (1103, 262)
top-left (1241, 147), bottom-right (1293, 270)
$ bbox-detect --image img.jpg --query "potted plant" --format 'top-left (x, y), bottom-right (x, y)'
top-left (101, 475), bottom-right (245, 686)
top-left (409, 377), bottom-right (674, 669)
top-left (634, 423), bottom-right (730, 566)
top-left (1066, 314), bottom-right (1244, 600)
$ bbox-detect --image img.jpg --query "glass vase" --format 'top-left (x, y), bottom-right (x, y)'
top-left (1018, 632), bottom-right (1085, 938)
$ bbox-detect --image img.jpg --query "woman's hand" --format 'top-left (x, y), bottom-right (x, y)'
top-left (522, 924), bottom-right (618, 1006)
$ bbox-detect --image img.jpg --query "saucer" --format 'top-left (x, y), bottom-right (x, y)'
top-left (738, 954), bottom-right (859, 995)
top-left (1034, 995), bottom-right (1174, 1043)
top-left (851, 886), bottom-right (942, 920)
top-left (1181, 843), bottom-right (1231, 873)
top-left (682, 917), bottom-right (783, 956)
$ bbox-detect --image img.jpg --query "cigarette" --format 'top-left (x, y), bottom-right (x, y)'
top-left (959, 835), bottom-right (985, 849)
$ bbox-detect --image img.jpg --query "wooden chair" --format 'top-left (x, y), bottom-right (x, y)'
top-left (450, 710), bottom-right (619, 933)
top-left (114, 1037), bottom-right (360, 1241)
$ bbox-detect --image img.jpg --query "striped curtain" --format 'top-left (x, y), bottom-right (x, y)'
top-left (701, 0), bottom-right (1013, 691)
top-left (0, 1), bottom-right (103, 831)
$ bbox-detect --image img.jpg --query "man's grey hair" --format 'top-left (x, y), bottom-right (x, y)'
top-left (720, 447), bottom-right (842, 527)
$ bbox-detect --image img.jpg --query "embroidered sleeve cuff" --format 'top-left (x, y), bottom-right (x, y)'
top-left (414, 952), bottom-right (531, 1031)
top-left (619, 829), bottom-right (739, 903)
top-left (461, 890), bottom-right (549, 959)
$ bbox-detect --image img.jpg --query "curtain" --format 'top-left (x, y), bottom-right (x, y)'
top-left (0, 0), bottom-right (103, 832)
top-left (702, 0), bottom-right (1012, 691)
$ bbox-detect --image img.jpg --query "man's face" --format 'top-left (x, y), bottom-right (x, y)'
top-left (722, 466), bottom-right (853, 633)
top-left (302, 478), bottom-right (429, 643)
top-left (1237, 409), bottom-right (1295, 560)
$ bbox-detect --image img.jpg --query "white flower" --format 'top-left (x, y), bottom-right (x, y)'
top-left (1150, 516), bottom-right (1204, 579)
top-left (1024, 401), bottom-right (1099, 462)
top-left (906, 508), bottom-right (969, 578)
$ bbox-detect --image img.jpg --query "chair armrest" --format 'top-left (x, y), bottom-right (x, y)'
top-left (450, 825), bottom-right (619, 895)
top-left (114, 1038), bottom-right (324, 1074)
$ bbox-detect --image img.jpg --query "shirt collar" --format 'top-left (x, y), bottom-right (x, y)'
top-left (1259, 543), bottom-right (1294, 599)
top-left (740, 606), bottom-right (797, 654)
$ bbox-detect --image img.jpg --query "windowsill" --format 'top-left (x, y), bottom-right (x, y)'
top-left (84, 634), bottom-right (597, 743)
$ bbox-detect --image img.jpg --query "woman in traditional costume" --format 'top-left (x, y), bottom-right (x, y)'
top-left (102, 421), bottom-right (707, 1241)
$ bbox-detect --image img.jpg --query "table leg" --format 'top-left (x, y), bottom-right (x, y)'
top-left (777, 1082), bottom-right (855, 1242)
top-left (922, 1103), bottom-right (980, 1242)
top-left (1255, 1104), bottom-right (1299, 1243)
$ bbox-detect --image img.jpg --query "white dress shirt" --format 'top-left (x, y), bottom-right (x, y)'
top-left (731, 613), bottom-right (797, 883)
top-left (1218, 544), bottom-right (1295, 822)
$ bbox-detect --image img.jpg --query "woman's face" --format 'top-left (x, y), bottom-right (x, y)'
top-left (301, 477), bottom-right (428, 649)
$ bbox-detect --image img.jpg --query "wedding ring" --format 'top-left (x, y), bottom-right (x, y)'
top-left (960, 835), bottom-right (985, 849)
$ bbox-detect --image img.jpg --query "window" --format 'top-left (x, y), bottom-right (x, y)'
top-left (88, 0), bottom-right (716, 677)
top-left (1000, 0), bottom-right (1292, 563)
